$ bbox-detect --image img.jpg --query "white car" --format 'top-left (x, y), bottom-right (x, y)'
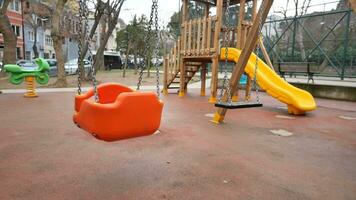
top-left (65, 59), bottom-right (92, 75)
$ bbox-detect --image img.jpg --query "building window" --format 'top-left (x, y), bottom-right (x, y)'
top-left (16, 47), bottom-right (21, 59)
top-left (25, 51), bottom-right (31, 60)
top-left (9, 0), bottom-right (21, 12)
top-left (45, 35), bottom-right (52, 46)
top-left (12, 25), bottom-right (21, 37)
top-left (28, 31), bottom-right (34, 41)
top-left (28, 31), bottom-right (39, 42)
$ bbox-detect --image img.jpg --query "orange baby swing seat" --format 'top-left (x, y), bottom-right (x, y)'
top-left (73, 83), bottom-right (164, 141)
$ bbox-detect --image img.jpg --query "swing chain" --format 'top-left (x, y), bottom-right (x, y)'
top-left (218, 0), bottom-right (231, 103)
top-left (253, 14), bottom-right (264, 104)
top-left (77, 0), bottom-right (85, 95)
top-left (77, 0), bottom-right (99, 102)
top-left (137, 0), bottom-right (157, 91)
top-left (153, 1), bottom-right (161, 98)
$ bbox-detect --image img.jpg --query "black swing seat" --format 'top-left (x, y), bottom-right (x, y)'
top-left (215, 101), bottom-right (263, 109)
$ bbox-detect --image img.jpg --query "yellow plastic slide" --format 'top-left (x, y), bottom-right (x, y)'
top-left (220, 48), bottom-right (316, 115)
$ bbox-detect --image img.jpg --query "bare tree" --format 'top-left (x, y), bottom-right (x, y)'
top-left (24, 0), bottom-right (51, 59)
top-left (51, 0), bottom-right (68, 87)
top-left (295, 0), bottom-right (312, 60)
top-left (0, 0), bottom-right (17, 71)
top-left (92, 0), bottom-right (125, 73)
top-left (78, 0), bottom-right (106, 81)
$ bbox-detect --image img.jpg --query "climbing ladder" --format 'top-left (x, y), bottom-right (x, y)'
top-left (166, 62), bottom-right (201, 92)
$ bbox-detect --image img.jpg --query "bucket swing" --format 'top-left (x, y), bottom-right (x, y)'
top-left (214, 0), bottom-right (262, 109)
top-left (73, 0), bottom-right (163, 142)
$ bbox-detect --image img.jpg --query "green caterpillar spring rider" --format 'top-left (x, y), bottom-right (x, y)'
top-left (4, 58), bottom-right (50, 98)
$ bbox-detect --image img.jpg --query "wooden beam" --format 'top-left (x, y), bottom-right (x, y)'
top-left (244, 75), bottom-right (252, 100)
top-left (188, 20), bottom-right (192, 55)
top-left (210, 0), bottom-right (223, 103)
top-left (178, 58), bottom-right (185, 97)
top-left (252, 0), bottom-right (257, 20)
top-left (206, 17), bottom-right (212, 54)
top-left (212, 0), bottom-right (274, 123)
top-left (197, 19), bottom-right (202, 55)
top-left (202, 17), bottom-right (207, 54)
top-left (236, 0), bottom-right (246, 49)
top-left (259, 36), bottom-right (275, 71)
top-left (201, 63), bottom-right (207, 96)
top-left (349, 0), bottom-right (356, 12)
top-left (163, 56), bottom-right (169, 95)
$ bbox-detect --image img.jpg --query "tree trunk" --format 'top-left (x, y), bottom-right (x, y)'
top-left (146, 57), bottom-right (151, 78)
top-left (133, 52), bottom-right (138, 74)
top-left (51, 0), bottom-right (68, 87)
top-left (123, 46), bottom-right (130, 78)
top-left (99, 15), bottom-right (107, 71)
top-left (93, 17), bottom-right (117, 73)
top-left (33, 26), bottom-right (39, 58)
top-left (296, 20), bottom-right (307, 61)
top-left (79, 0), bottom-right (105, 66)
top-left (0, 0), bottom-right (17, 69)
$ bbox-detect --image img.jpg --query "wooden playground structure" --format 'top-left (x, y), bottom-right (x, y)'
top-left (163, 0), bottom-right (274, 103)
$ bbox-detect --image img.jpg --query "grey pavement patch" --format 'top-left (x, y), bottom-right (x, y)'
top-left (270, 129), bottom-right (293, 137)
top-left (205, 113), bottom-right (215, 118)
top-left (275, 115), bottom-right (295, 119)
top-left (338, 115), bottom-right (356, 120)
top-left (277, 106), bottom-right (288, 110)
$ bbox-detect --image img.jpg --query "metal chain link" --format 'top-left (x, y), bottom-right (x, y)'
top-left (153, 1), bottom-right (161, 98)
top-left (137, 0), bottom-right (156, 91)
top-left (77, 0), bottom-right (85, 95)
top-left (218, 0), bottom-right (232, 103)
top-left (78, 0), bottom-right (99, 102)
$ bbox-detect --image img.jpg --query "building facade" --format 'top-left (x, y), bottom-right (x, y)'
top-left (0, 0), bottom-right (25, 60)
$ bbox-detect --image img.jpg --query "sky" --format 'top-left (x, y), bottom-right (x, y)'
top-left (120, 0), bottom-right (340, 26)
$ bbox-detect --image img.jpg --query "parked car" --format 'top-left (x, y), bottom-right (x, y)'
top-left (16, 60), bottom-right (36, 67)
top-left (64, 59), bottom-right (91, 75)
top-left (16, 60), bottom-right (37, 71)
top-left (46, 59), bottom-right (58, 77)
top-left (91, 51), bottom-right (122, 70)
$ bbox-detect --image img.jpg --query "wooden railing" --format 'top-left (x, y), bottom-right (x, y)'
top-left (181, 17), bottom-right (217, 56)
top-left (164, 38), bottom-right (181, 85)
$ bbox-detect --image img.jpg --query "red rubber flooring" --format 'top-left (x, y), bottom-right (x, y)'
top-left (0, 90), bottom-right (355, 200)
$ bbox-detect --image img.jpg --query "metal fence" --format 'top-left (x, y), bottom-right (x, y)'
top-left (262, 4), bottom-right (355, 79)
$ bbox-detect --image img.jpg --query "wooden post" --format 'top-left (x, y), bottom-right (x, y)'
top-left (163, 56), bottom-right (168, 95)
top-left (181, 0), bottom-right (188, 55)
top-left (178, 58), bottom-right (185, 97)
top-left (212, 0), bottom-right (274, 124)
top-left (232, 0), bottom-right (246, 101)
top-left (202, 17), bottom-right (207, 54)
top-left (209, 0), bottom-right (223, 103)
top-left (201, 63), bottom-right (207, 96)
top-left (188, 20), bottom-right (192, 55)
top-left (244, 76), bottom-right (252, 100)
top-left (197, 19), bottom-right (201, 55)
top-left (236, 0), bottom-right (246, 49)
top-left (252, 0), bottom-right (258, 20)
top-left (177, 37), bottom-right (181, 72)
top-left (206, 17), bottom-right (212, 54)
